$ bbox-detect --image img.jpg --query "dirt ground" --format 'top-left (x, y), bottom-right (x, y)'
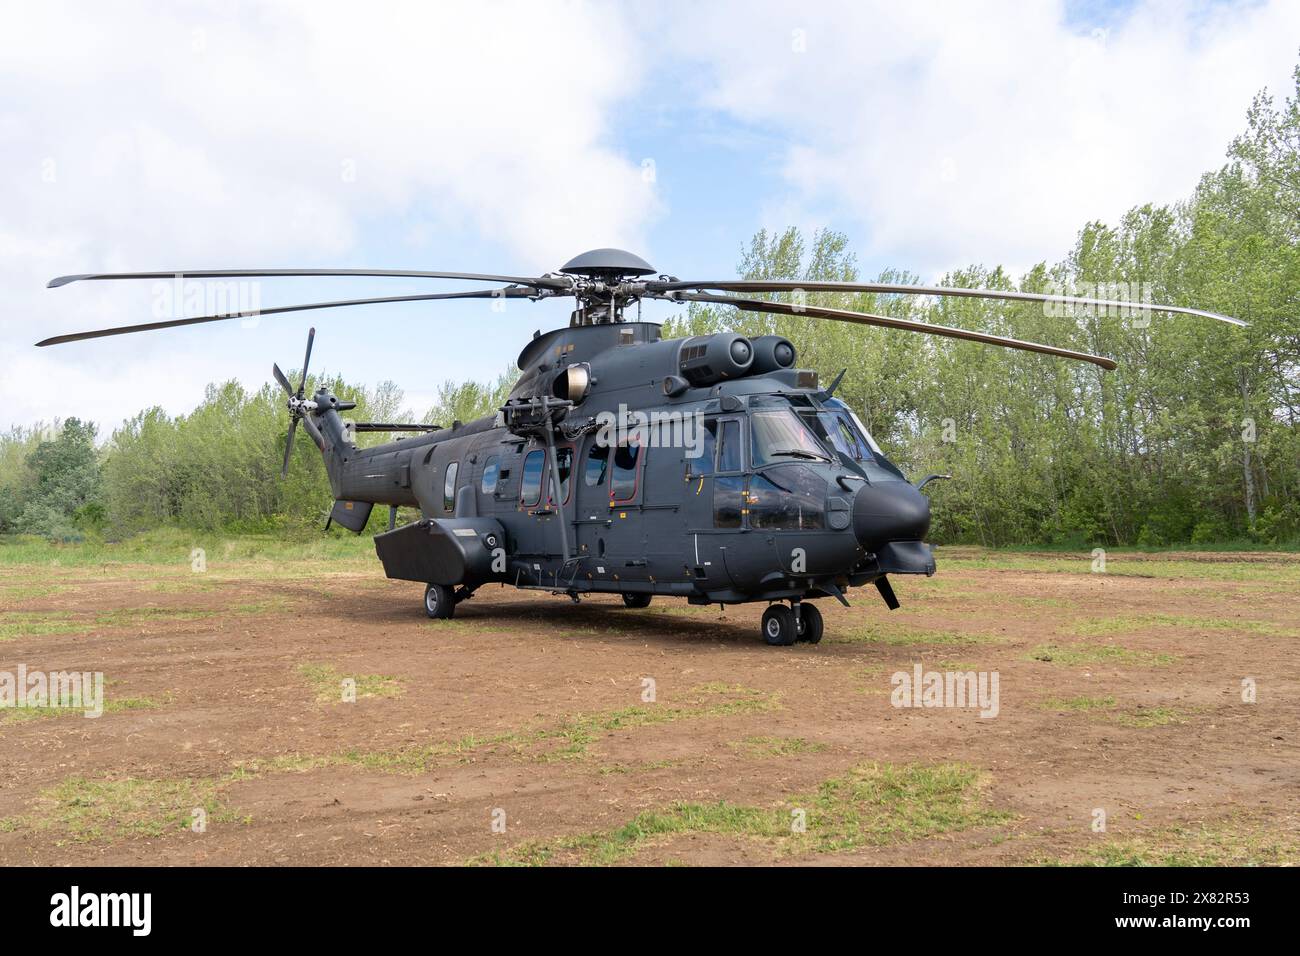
top-left (1, 545), bottom-right (1296, 866)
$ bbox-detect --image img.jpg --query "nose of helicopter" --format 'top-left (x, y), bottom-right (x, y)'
top-left (852, 480), bottom-right (931, 549)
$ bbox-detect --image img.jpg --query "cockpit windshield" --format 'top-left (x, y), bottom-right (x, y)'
top-left (749, 410), bottom-right (833, 468)
top-left (797, 406), bottom-right (875, 462)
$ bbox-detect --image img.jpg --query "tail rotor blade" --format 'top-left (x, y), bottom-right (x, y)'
top-left (272, 363), bottom-right (294, 396)
top-left (296, 327), bottom-right (315, 397)
top-left (281, 419), bottom-right (299, 479)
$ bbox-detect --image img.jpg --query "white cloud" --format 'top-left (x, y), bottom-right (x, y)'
top-left (668, 0), bottom-right (1300, 276)
top-left (0, 0), bottom-right (660, 430)
top-left (3, 0), bottom-right (1297, 434)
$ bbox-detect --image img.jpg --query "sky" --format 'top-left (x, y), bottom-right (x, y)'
top-left (2, 0), bottom-right (1298, 434)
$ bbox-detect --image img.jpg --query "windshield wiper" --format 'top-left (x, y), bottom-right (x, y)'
top-left (768, 448), bottom-right (832, 462)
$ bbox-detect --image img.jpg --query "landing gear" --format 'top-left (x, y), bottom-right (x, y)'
top-left (622, 593), bottom-right (653, 609)
top-left (761, 601), bottom-right (824, 646)
top-left (424, 583), bottom-right (455, 620)
top-left (796, 602), bottom-right (824, 644)
top-left (761, 604), bottom-right (797, 646)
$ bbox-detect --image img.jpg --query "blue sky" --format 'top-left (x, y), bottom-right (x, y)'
top-left (3, 0), bottom-right (1297, 432)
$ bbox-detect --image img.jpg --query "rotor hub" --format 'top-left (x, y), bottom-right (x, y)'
top-left (558, 248), bottom-right (655, 279)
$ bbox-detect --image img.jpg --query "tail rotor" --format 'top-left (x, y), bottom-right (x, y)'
top-left (274, 327), bottom-right (316, 478)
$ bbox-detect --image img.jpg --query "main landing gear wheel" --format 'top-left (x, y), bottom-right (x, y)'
top-left (762, 604), bottom-right (797, 646)
top-left (622, 593), bottom-right (653, 609)
top-left (424, 583), bottom-right (455, 620)
top-left (795, 603), bottom-right (824, 644)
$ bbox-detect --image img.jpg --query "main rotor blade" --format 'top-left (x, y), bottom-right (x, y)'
top-left (350, 423), bottom-right (442, 433)
top-left (647, 279), bottom-right (1245, 328)
top-left (35, 287), bottom-right (537, 347)
top-left (272, 363), bottom-right (294, 396)
top-left (48, 268), bottom-right (571, 290)
top-left (297, 328), bottom-right (316, 397)
top-left (281, 419), bottom-right (299, 480)
top-left (666, 292), bottom-right (1119, 370)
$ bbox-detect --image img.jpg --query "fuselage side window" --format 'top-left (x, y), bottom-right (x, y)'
top-left (520, 450), bottom-right (545, 507)
top-left (481, 455), bottom-right (500, 495)
top-left (689, 419), bottom-right (717, 476)
top-left (443, 461), bottom-right (459, 512)
top-left (585, 442), bottom-right (609, 487)
top-left (550, 446), bottom-right (574, 504)
top-left (717, 419), bottom-right (742, 473)
top-left (611, 443), bottom-right (641, 502)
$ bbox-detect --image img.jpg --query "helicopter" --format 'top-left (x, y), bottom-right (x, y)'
top-left (39, 248), bottom-right (1244, 645)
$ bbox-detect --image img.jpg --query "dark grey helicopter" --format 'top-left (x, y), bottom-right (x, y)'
top-left (40, 249), bottom-right (1243, 645)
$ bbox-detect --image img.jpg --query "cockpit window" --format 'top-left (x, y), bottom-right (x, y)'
top-left (749, 411), bottom-right (833, 468)
top-left (797, 407), bottom-right (874, 462)
top-left (824, 398), bottom-right (883, 455)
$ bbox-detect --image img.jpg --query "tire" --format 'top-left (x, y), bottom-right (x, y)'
top-left (796, 603), bottom-right (824, 644)
top-left (622, 593), bottom-right (653, 609)
top-left (761, 604), bottom-right (797, 646)
top-left (424, 583), bottom-right (455, 620)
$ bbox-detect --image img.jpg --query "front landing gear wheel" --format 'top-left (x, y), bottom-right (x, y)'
top-left (622, 593), bottom-right (652, 609)
top-left (424, 583), bottom-right (455, 620)
top-left (762, 605), bottom-right (797, 646)
top-left (795, 603), bottom-right (824, 644)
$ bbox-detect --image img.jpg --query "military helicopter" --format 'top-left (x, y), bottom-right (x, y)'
top-left (40, 249), bottom-right (1243, 645)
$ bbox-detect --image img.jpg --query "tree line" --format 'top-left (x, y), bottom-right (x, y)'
top-left (2, 63), bottom-right (1296, 547)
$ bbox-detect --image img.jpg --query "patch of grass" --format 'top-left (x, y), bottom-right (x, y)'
top-left (1039, 695), bottom-right (1117, 712)
top-left (830, 624), bottom-right (1002, 647)
top-left (597, 759), bottom-right (680, 776)
top-left (0, 612), bottom-right (88, 642)
top-left (731, 735), bottom-right (826, 758)
top-left (943, 550), bottom-right (1300, 583)
top-left (0, 695), bottom-right (163, 724)
top-left (0, 582), bottom-right (68, 603)
top-left (1071, 614), bottom-right (1289, 638)
top-left (297, 663), bottom-right (404, 704)
top-left (93, 607), bottom-right (217, 627)
top-left (1061, 820), bottom-right (1300, 866)
top-left (481, 761), bottom-right (1012, 865)
top-left (5, 775), bottom-right (241, 843)
top-left (1027, 643), bottom-right (1175, 666)
top-left (0, 529), bottom-right (378, 569)
top-left (1113, 706), bottom-right (1185, 728)
top-left (532, 684), bottom-right (777, 761)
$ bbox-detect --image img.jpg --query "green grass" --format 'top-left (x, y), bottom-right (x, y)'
top-left (1113, 706), bottom-right (1185, 728)
top-left (0, 695), bottom-right (162, 724)
top-left (0, 528), bottom-right (377, 568)
top-left (1071, 613), bottom-right (1291, 637)
top-left (480, 761), bottom-right (1013, 865)
top-left (941, 550), bottom-right (1300, 582)
top-left (297, 663), bottom-right (404, 704)
top-left (0, 600), bottom-right (293, 644)
top-left (0, 612), bottom-right (86, 642)
top-left (1039, 695), bottom-right (1117, 712)
top-left (1035, 696), bottom-right (1188, 728)
top-left (730, 735), bottom-right (827, 758)
top-left (1027, 643), bottom-right (1175, 666)
top-left (830, 623), bottom-right (1003, 647)
top-left (3, 775), bottom-right (241, 843)
top-left (1061, 820), bottom-right (1300, 866)
top-left (530, 684), bottom-right (777, 761)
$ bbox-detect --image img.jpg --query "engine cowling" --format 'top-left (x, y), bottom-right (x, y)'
top-left (677, 333), bottom-right (754, 387)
